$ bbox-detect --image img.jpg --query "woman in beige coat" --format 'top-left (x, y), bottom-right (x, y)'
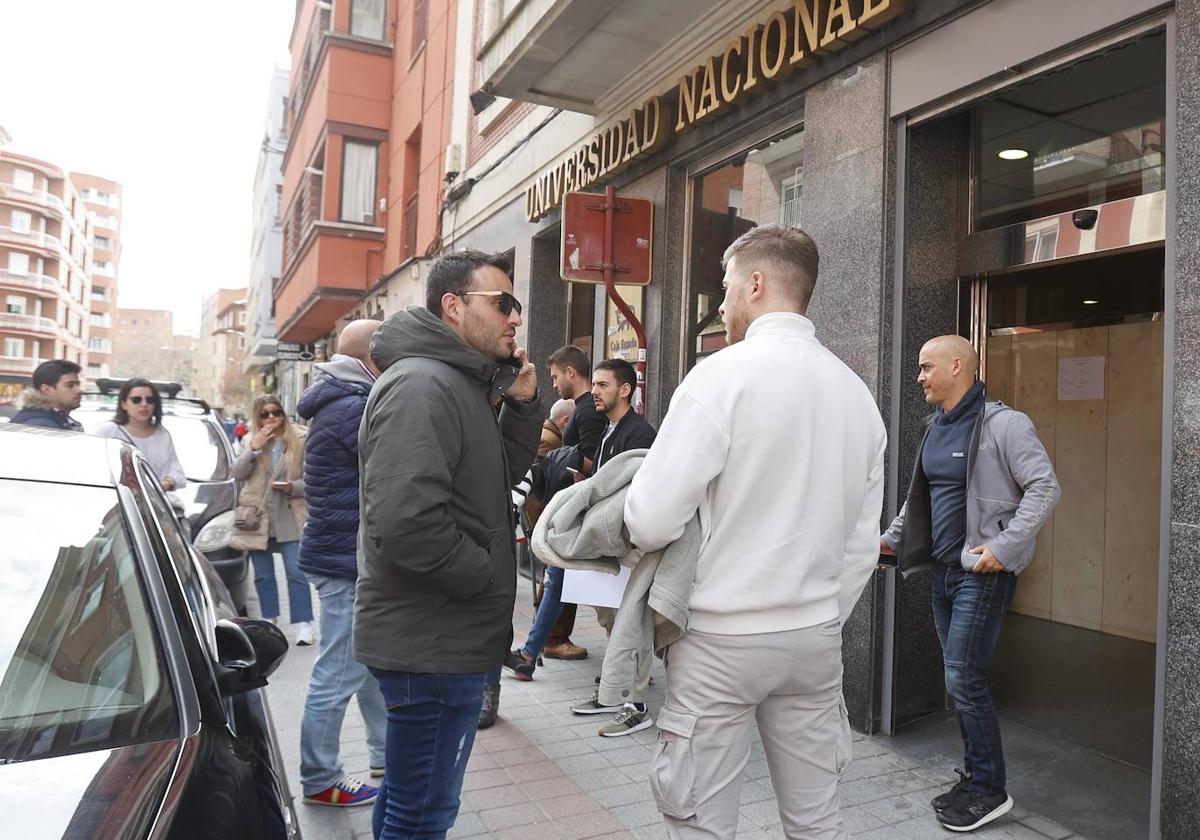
top-left (232, 395), bottom-right (314, 645)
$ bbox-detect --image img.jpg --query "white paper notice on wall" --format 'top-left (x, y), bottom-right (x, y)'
top-left (561, 567), bottom-right (631, 609)
top-left (1057, 356), bottom-right (1106, 401)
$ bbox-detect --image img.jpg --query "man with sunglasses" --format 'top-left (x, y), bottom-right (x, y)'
top-left (357, 250), bottom-right (541, 839)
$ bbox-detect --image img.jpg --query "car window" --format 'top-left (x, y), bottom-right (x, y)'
top-left (0, 480), bottom-right (178, 762)
top-left (74, 405), bottom-right (230, 483)
top-left (136, 464), bottom-right (215, 647)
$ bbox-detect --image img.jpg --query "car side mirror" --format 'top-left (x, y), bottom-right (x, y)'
top-left (214, 618), bottom-right (288, 696)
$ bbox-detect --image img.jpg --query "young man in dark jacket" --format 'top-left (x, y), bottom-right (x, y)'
top-left (295, 319), bottom-right (386, 809)
top-left (357, 251), bottom-right (541, 839)
top-left (10, 359), bottom-right (83, 431)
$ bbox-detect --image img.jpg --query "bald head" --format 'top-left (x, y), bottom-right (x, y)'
top-left (917, 334), bottom-right (981, 411)
top-left (550, 398), bottom-right (575, 432)
top-left (340, 319), bottom-right (382, 362)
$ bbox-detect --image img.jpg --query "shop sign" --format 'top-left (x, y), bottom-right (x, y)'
top-left (523, 0), bottom-right (905, 223)
top-left (276, 341), bottom-right (318, 361)
top-left (605, 286), bottom-right (644, 363)
top-left (675, 0), bottom-right (905, 132)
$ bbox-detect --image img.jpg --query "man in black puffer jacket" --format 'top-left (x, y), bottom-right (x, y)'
top-left (294, 319), bottom-right (388, 809)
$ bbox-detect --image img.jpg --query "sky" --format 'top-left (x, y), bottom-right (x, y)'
top-left (1, 1), bottom-right (295, 335)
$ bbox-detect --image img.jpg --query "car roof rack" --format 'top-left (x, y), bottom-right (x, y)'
top-left (89, 378), bottom-right (212, 413)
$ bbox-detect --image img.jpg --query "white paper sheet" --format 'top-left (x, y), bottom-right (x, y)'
top-left (560, 566), bottom-right (631, 609)
top-left (1057, 356), bottom-right (1106, 401)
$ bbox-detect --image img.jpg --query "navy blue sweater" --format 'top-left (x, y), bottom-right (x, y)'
top-left (922, 381), bottom-right (985, 562)
top-left (297, 360), bottom-right (373, 579)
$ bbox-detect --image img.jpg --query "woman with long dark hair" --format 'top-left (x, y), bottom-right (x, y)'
top-left (94, 378), bottom-right (187, 492)
top-left (230, 395), bottom-right (314, 645)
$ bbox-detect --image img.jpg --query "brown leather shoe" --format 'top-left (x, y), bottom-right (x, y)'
top-left (543, 641), bottom-right (588, 660)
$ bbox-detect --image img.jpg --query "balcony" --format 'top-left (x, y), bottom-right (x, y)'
top-left (0, 312), bottom-right (59, 336)
top-left (0, 356), bottom-right (40, 375)
top-left (0, 182), bottom-right (70, 216)
top-left (479, 0), bottom-right (723, 112)
top-left (0, 268), bottom-right (60, 295)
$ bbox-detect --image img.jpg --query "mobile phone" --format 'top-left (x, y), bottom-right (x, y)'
top-left (565, 467), bottom-right (581, 476)
top-left (878, 552), bottom-right (898, 568)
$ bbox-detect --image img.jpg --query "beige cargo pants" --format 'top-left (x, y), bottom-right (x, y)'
top-left (650, 620), bottom-right (852, 839)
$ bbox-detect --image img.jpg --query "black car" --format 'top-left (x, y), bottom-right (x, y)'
top-left (0, 425), bottom-right (299, 838)
top-left (74, 385), bottom-right (250, 612)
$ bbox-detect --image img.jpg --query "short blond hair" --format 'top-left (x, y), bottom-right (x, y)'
top-left (722, 225), bottom-right (819, 310)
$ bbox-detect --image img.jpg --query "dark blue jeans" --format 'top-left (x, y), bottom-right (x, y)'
top-left (369, 669), bottom-right (487, 839)
top-left (521, 566), bottom-right (565, 659)
top-left (931, 563), bottom-right (1017, 796)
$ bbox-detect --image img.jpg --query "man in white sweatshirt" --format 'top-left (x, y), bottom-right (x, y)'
top-left (624, 224), bottom-right (886, 840)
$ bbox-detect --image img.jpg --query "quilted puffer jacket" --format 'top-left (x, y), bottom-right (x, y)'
top-left (296, 354), bottom-right (375, 579)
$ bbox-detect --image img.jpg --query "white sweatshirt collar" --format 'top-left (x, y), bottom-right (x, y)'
top-left (744, 311), bottom-right (816, 341)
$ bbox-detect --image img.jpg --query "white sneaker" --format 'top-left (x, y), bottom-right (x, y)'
top-left (295, 621), bottom-right (315, 646)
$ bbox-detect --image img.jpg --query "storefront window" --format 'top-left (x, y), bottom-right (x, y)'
top-left (973, 30), bottom-right (1165, 231)
top-left (567, 282), bottom-right (595, 353)
top-left (686, 126), bottom-right (804, 367)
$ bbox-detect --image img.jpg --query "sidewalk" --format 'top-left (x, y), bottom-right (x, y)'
top-left (264, 585), bottom-right (1090, 840)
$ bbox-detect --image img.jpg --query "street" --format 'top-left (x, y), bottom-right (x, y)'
top-left (264, 581), bottom-right (1090, 840)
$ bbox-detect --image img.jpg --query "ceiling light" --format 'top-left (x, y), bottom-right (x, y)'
top-left (1083, 299), bottom-right (1099, 305)
top-left (997, 148), bottom-right (1029, 161)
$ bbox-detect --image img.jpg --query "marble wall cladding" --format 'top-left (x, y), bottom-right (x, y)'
top-left (801, 55), bottom-right (890, 731)
top-left (890, 113), bottom-right (972, 726)
top-left (1165, 2), bottom-right (1200, 836)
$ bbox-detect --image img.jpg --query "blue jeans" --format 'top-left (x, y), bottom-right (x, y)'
top-left (370, 669), bottom-right (487, 839)
top-left (300, 574), bottom-right (387, 795)
top-left (250, 538), bottom-right (313, 623)
top-left (932, 563), bottom-right (1018, 796)
top-left (520, 566), bottom-right (564, 658)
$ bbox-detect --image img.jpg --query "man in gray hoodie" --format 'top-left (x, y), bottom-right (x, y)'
top-left (881, 335), bottom-right (1059, 834)
top-left (356, 251), bottom-right (541, 839)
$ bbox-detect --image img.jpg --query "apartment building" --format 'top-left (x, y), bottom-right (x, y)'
top-left (274, 0), bottom-right (457, 351)
top-left (245, 66), bottom-right (290, 396)
top-left (0, 151), bottom-right (95, 407)
top-left (194, 288), bottom-right (248, 413)
top-left (113, 308), bottom-right (196, 386)
top-left (72, 173), bottom-right (122, 379)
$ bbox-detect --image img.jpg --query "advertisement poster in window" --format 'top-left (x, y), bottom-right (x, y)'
top-left (605, 286), bottom-right (643, 363)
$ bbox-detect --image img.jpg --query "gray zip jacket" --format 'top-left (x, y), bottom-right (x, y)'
top-left (881, 400), bottom-right (1059, 575)
top-left (531, 449), bottom-right (703, 707)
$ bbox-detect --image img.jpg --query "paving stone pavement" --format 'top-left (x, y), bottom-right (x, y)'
top-left (261, 573), bottom-right (1091, 840)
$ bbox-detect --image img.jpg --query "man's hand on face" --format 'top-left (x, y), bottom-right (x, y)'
top-left (968, 544), bottom-right (1005, 573)
top-left (507, 347), bottom-right (537, 402)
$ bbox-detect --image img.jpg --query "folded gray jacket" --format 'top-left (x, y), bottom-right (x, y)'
top-left (531, 448), bottom-right (703, 707)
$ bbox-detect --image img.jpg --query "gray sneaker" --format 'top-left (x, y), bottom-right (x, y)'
top-left (478, 683), bottom-right (500, 729)
top-left (598, 704), bottom-right (654, 737)
top-left (570, 685), bottom-right (623, 715)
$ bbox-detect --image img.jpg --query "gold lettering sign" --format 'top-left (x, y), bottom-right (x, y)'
top-left (675, 0), bottom-right (904, 132)
top-left (526, 95), bottom-right (667, 222)
top-left (524, 0), bottom-right (905, 222)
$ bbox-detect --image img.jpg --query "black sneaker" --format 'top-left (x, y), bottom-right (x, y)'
top-left (478, 684), bottom-right (500, 729)
top-left (936, 791), bottom-right (1014, 832)
top-left (502, 649), bottom-right (535, 681)
top-left (931, 768), bottom-right (971, 812)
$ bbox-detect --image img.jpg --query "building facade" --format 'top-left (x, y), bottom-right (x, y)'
top-left (72, 173), bottom-right (122, 380)
top-left (194, 288), bottom-right (248, 413)
top-left (274, 0), bottom-right (458, 360)
top-left (112, 308), bottom-right (196, 386)
top-left (245, 67), bottom-right (290, 400)
top-left (0, 151), bottom-right (95, 407)
top-left (446, 1), bottom-right (1198, 837)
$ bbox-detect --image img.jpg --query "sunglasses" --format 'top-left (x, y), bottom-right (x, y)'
top-left (458, 290), bottom-right (522, 316)
top-left (259, 409), bottom-right (285, 420)
top-left (128, 395), bottom-right (158, 405)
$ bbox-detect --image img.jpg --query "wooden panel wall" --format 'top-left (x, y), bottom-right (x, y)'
top-left (984, 321), bottom-right (1161, 642)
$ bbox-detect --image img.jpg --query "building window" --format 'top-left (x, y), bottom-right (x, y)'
top-left (340, 140), bottom-right (379, 225)
top-left (10, 210), bottom-right (32, 233)
top-left (412, 0), bottom-right (427, 53)
top-left (7, 252), bottom-right (30, 274)
top-left (686, 123), bottom-right (805, 367)
top-left (3, 338), bottom-right (24, 357)
top-left (274, 184), bottom-right (283, 225)
top-left (351, 0), bottom-right (386, 40)
top-left (94, 235), bottom-right (112, 250)
top-left (12, 169), bottom-right (34, 193)
top-left (89, 337), bottom-right (111, 353)
top-left (6, 295), bottom-right (26, 315)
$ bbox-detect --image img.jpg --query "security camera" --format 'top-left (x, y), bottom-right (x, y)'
top-left (1072, 209), bottom-right (1099, 230)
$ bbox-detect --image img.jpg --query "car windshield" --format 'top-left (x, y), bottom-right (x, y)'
top-left (75, 404), bottom-right (230, 482)
top-left (0, 481), bottom-right (178, 762)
